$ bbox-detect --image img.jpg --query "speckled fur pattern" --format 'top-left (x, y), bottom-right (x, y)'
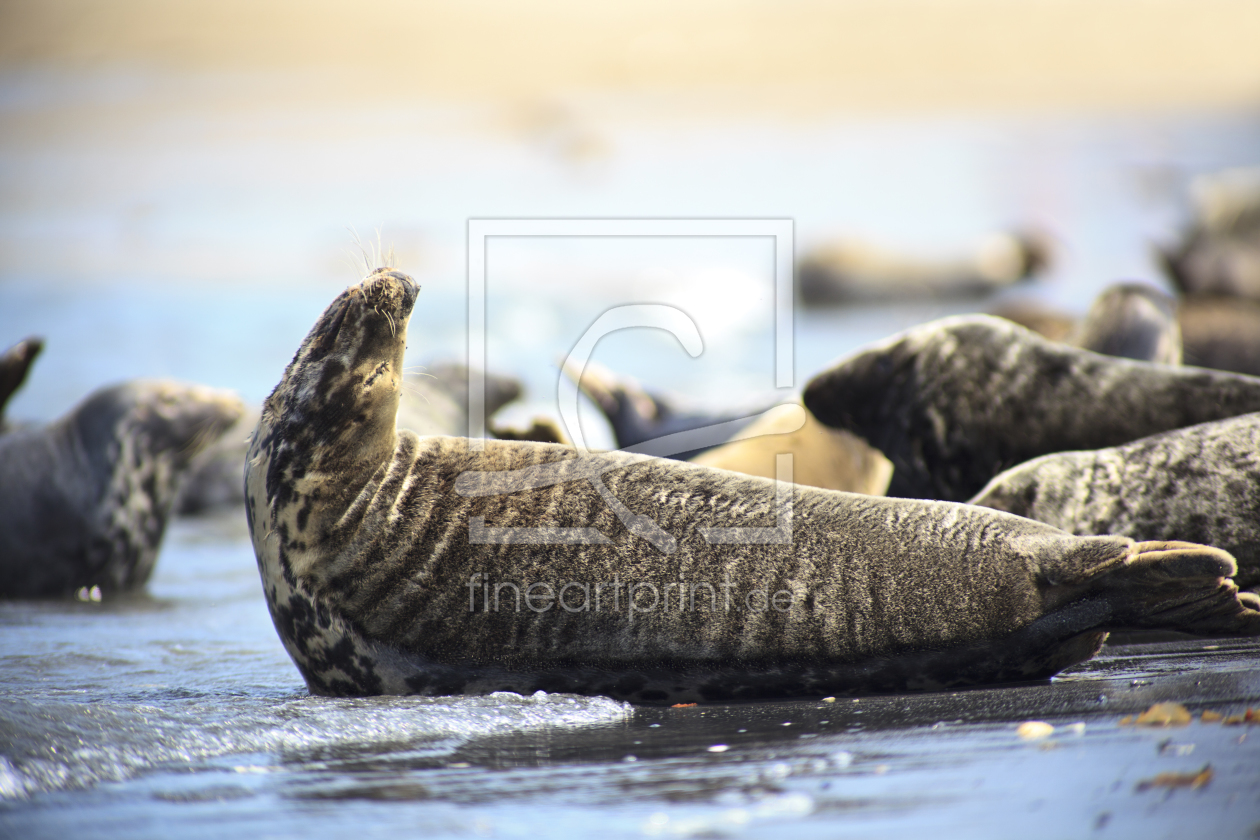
top-left (0, 380), bottom-right (244, 597)
top-left (803, 315), bottom-right (1260, 502)
top-left (971, 413), bottom-right (1260, 591)
top-left (245, 270), bottom-right (1260, 704)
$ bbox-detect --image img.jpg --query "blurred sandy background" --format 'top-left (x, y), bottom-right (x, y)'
top-left (1, 0), bottom-right (1259, 427)
top-left (4, 0), bottom-right (1258, 110)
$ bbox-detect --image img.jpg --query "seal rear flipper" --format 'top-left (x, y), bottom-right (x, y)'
top-left (1079, 540), bottom-right (1260, 636)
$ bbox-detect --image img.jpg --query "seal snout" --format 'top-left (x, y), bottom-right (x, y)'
top-left (361, 267), bottom-right (420, 313)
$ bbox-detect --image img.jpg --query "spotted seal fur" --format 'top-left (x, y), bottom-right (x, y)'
top-left (0, 379), bottom-right (244, 597)
top-left (244, 269), bottom-right (1260, 704)
top-left (803, 315), bottom-right (1260, 502)
top-left (971, 412), bottom-right (1260, 592)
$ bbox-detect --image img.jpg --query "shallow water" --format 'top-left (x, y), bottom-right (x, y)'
top-left (2, 513), bottom-right (1258, 839)
top-left (2, 67), bottom-right (1260, 838)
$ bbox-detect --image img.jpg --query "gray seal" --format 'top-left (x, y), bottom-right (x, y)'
top-left (1069, 282), bottom-right (1182, 365)
top-left (244, 269), bottom-right (1260, 704)
top-left (797, 231), bottom-right (1049, 306)
top-left (802, 315), bottom-right (1260, 502)
top-left (970, 412), bottom-right (1260, 591)
top-left (0, 379), bottom-right (244, 598)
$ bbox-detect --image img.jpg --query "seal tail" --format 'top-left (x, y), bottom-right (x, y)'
top-left (1093, 540), bottom-right (1260, 636)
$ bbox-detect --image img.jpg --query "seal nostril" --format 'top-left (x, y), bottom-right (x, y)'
top-left (385, 270), bottom-right (419, 294)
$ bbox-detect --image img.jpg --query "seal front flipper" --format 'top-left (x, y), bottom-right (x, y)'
top-left (564, 360), bottom-right (768, 459)
top-left (0, 336), bottom-right (43, 427)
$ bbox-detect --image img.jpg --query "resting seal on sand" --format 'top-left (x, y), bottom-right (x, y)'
top-left (803, 315), bottom-right (1260, 502)
top-left (0, 379), bottom-right (243, 598)
top-left (970, 413), bottom-right (1260, 592)
top-left (244, 269), bottom-right (1260, 704)
top-left (797, 231), bottom-right (1049, 306)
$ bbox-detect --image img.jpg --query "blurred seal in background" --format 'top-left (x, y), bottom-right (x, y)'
top-left (0, 377), bottom-right (243, 598)
top-left (803, 314), bottom-right (1260, 502)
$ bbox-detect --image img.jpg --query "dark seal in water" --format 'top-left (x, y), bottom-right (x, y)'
top-left (0, 379), bottom-right (243, 597)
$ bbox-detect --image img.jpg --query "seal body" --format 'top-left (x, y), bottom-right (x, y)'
top-left (971, 413), bottom-right (1260, 591)
top-left (245, 270), bottom-right (1260, 704)
top-left (802, 315), bottom-right (1260, 502)
top-left (0, 380), bottom-right (243, 597)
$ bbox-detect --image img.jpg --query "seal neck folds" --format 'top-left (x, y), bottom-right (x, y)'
top-left (260, 269), bottom-right (417, 490)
